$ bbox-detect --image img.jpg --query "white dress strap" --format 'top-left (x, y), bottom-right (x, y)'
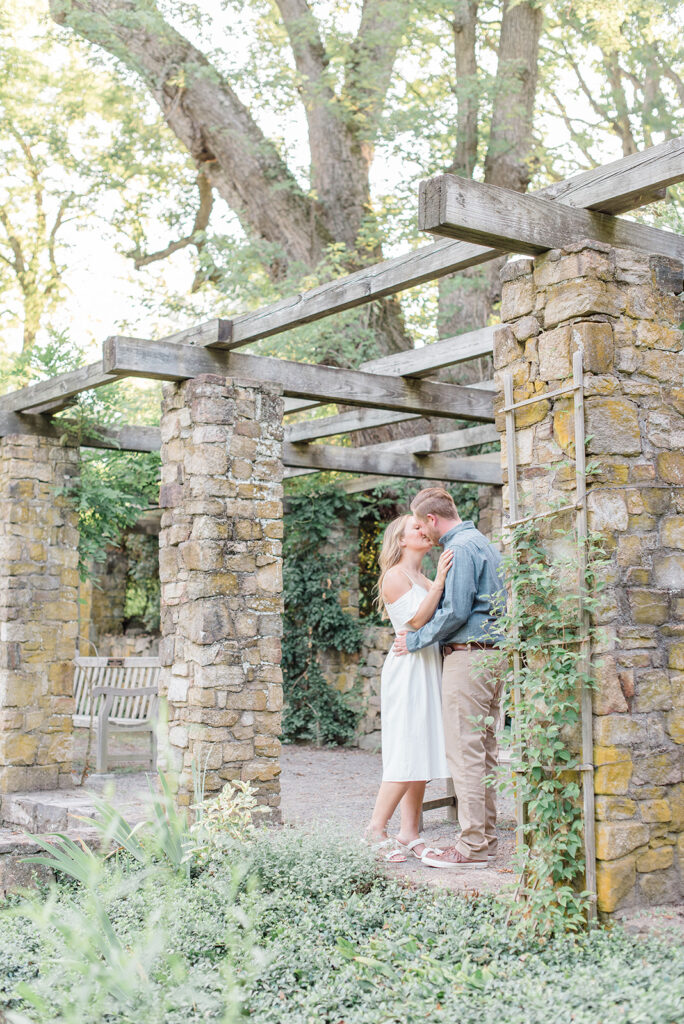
top-left (397, 566), bottom-right (420, 588)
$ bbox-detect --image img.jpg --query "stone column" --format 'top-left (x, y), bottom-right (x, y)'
top-left (158, 374), bottom-right (283, 813)
top-left (0, 434), bottom-right (79, 793)
top-left (477, 484), bottom-right (503, 546)
top-left (494, 241), bottom-right (684, 917)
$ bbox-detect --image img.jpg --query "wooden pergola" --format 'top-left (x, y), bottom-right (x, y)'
top-left (2, 135), bottom-right (684, 921)
top-left (1, 135), bottom-right (682, 483)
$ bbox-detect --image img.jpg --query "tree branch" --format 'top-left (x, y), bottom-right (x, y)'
top-left (0, 207), bottom-right (25, 276)
top-left (50, 0), bottom-right (324, 270)
top-left (448, 0), bottom-right (479, 179)
top-left (344, 0), bottom-right (411, 138)
top-left (603, 51), bottom-right (638, 156)
top-left (129, 169), bottom-right (214, 270)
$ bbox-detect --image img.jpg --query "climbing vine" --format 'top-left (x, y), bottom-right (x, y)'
top-left (495, 516), bottom-right (607, 936)
top-left (282, 486), bottom-right (364, 745)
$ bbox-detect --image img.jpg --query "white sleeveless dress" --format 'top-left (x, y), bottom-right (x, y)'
top-left (381, 578), bottom-right (449, 781)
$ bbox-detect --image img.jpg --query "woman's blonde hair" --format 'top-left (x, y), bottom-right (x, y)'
top-left (375, 514), bottom-right (410, 617)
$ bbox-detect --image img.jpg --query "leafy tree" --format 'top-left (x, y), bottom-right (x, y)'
top-left (0, 2), bottom-right (201, 352)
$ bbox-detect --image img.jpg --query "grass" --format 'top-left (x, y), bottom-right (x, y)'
top-left (0, 823), bottom-right (682, 1024)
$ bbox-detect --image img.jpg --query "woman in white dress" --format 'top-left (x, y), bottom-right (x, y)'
top-left (366, 515), bottom-right (452, 862)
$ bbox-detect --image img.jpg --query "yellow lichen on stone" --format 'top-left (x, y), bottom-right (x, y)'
top-left (635, 846), bottom-right (673, 872)
top-left (596, 821), bottom-right (649, 860)
top-left (639, 799), bottom-right (672, 822)
top-left (596, 854), bottom-right (636, 913)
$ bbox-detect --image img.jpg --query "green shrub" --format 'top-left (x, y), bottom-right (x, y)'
top-left (1, 823), bottom-right (683, 1024)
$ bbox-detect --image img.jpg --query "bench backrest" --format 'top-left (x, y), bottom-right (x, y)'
top-left (73, 656), bottom-right (160, 724)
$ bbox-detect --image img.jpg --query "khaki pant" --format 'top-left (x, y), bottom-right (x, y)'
top-left (442, 649), bottom-right (502, 857)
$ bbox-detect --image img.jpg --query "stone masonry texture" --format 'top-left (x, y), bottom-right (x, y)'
top-left (158, 375), bottom-right (283, 814)
top-left (0, 434), bottom-right (79, 794)
top-left (495, 242), bottom-right (684, 917)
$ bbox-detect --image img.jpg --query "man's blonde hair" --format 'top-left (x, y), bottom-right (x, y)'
top-left (410, 487), bottom-right (458, 521)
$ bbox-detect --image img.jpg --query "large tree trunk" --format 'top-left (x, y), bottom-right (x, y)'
top-left (438, 0), bottom-right (543, 358)
top-left (50, 0), bottom-right (413, 359)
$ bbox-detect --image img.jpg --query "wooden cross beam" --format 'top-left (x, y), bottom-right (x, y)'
top-left (419, 175), bottom-right (684, 262)
top-left (0, 361), bottom-right (119, 416)
top-left (197, 135), bottom-right (684, 349)
top-left (0, 411), bottom-right (161, 452)
top-left (283, 443), bottom-right (502, 485)
top-left (102, 337), bottom-right (495, 422)
top-left (286, 383), bottom-right (495, 443)
top-left (282, 423), bottom-right (501, 481)
top-left (281, 324), bottom-right (497, 416)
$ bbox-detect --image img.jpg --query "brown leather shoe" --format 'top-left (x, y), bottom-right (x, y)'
top-left (421, 846), bottom-right (488, 869)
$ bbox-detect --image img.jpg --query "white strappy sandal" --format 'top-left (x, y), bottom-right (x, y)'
top-left (398, 837), bottom-right (442, 861)
top-left (362, 832), bottom-right (407, 863)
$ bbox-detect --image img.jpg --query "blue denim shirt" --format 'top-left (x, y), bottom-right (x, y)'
top-left (405, 521), bottom-right (505, 651)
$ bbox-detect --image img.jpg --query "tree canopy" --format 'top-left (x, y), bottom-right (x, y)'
top-left (1, 0), bottom-right (681, 365)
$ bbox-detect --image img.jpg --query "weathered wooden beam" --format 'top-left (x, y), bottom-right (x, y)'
top-left (542, 135), bottom-right (684, 215)
top-left (340, 474), bottom-right (441, 494)
top-left (0, 411), bottom-right (161, 452)
top-left (358, 325), bottom-right (496, 378)
top-left (282, 325), bottom-right (496, 416)
top-left (0, 360), bottom-right (119, 415)
top-left (283, 442), bottom-right (502, 484)
top-left (286, 407), bottom-right (423, 441)
top-left (200, 136), bottom-right (684, 348)
top-left (102, 337), bottom-right (495, 422)
top-left (283, 398), bottom-right (321, 414)
top-left (419, 175), bottom-right (684, 262)
top-left (430, 423), bottom-right (500, 452)
top-left (162, 318), bottom-right (233, 347)
top-left (293, 422), bottom-right (500, 456)
top-left (285, 382), bottom-right (495, 443)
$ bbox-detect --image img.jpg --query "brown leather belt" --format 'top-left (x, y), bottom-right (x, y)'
top-left (442, 642), bottom-right (497, 656)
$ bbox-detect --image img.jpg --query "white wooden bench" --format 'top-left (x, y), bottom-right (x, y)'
top-left (73, 656), bottom-right (160, 773)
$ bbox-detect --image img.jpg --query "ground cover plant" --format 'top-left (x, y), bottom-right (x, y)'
top-left (0, 783), bottom-right (682, 1024)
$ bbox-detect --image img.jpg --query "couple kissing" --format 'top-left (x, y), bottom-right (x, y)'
top-left (366, 487), bottom-right (505, 869)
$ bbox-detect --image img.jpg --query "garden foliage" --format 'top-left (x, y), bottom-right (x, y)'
top-left (493, 517), bottom-right (608, 935)
top-left (282, 487), bottom-right (364, 745)
top-left (0, 778), bottom-right (682, 1024)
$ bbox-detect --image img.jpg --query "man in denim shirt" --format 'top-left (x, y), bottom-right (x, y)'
top-left (394, 487), bottom-right (505, 868)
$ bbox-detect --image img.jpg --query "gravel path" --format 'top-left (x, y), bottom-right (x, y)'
top-left (280, 742), bottom-right (517, 895)
top-left (70, 732), bottom-right (517, 894)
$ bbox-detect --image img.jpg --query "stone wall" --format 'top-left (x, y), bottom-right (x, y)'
top-left (354, 623), bottom-right (393, 750)
top-left (158, 375), bottom-right (283, 814)
top-left (0, 434), bottom-right (79, 793)
top-left (494, 241), bottom-right (684, 916)
top-left (477, 484), bottom-right (504, 548)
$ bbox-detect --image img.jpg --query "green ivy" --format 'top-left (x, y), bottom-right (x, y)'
top-left (494, 517), bottom-right (607, 936)
top-left (282, 486), bottom-right (365, 745)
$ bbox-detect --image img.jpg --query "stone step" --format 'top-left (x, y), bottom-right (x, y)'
top-left (0, 772), bottom-right (154, 833)
top-left (0, 824), bottom-right (105, 896)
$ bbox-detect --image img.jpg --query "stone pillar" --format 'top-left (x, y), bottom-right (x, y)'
top-left (0, 434), bottom-right (79, 793)
top-left (158, 374), bottom-right (283, 813)
top-left (493, 241), bottom-right (684, 917)
top-left (477, 484), bottom-right (503, 546)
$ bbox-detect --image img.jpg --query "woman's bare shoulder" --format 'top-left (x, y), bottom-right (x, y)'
top-left (382, 566), bottom-right (411, 604)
